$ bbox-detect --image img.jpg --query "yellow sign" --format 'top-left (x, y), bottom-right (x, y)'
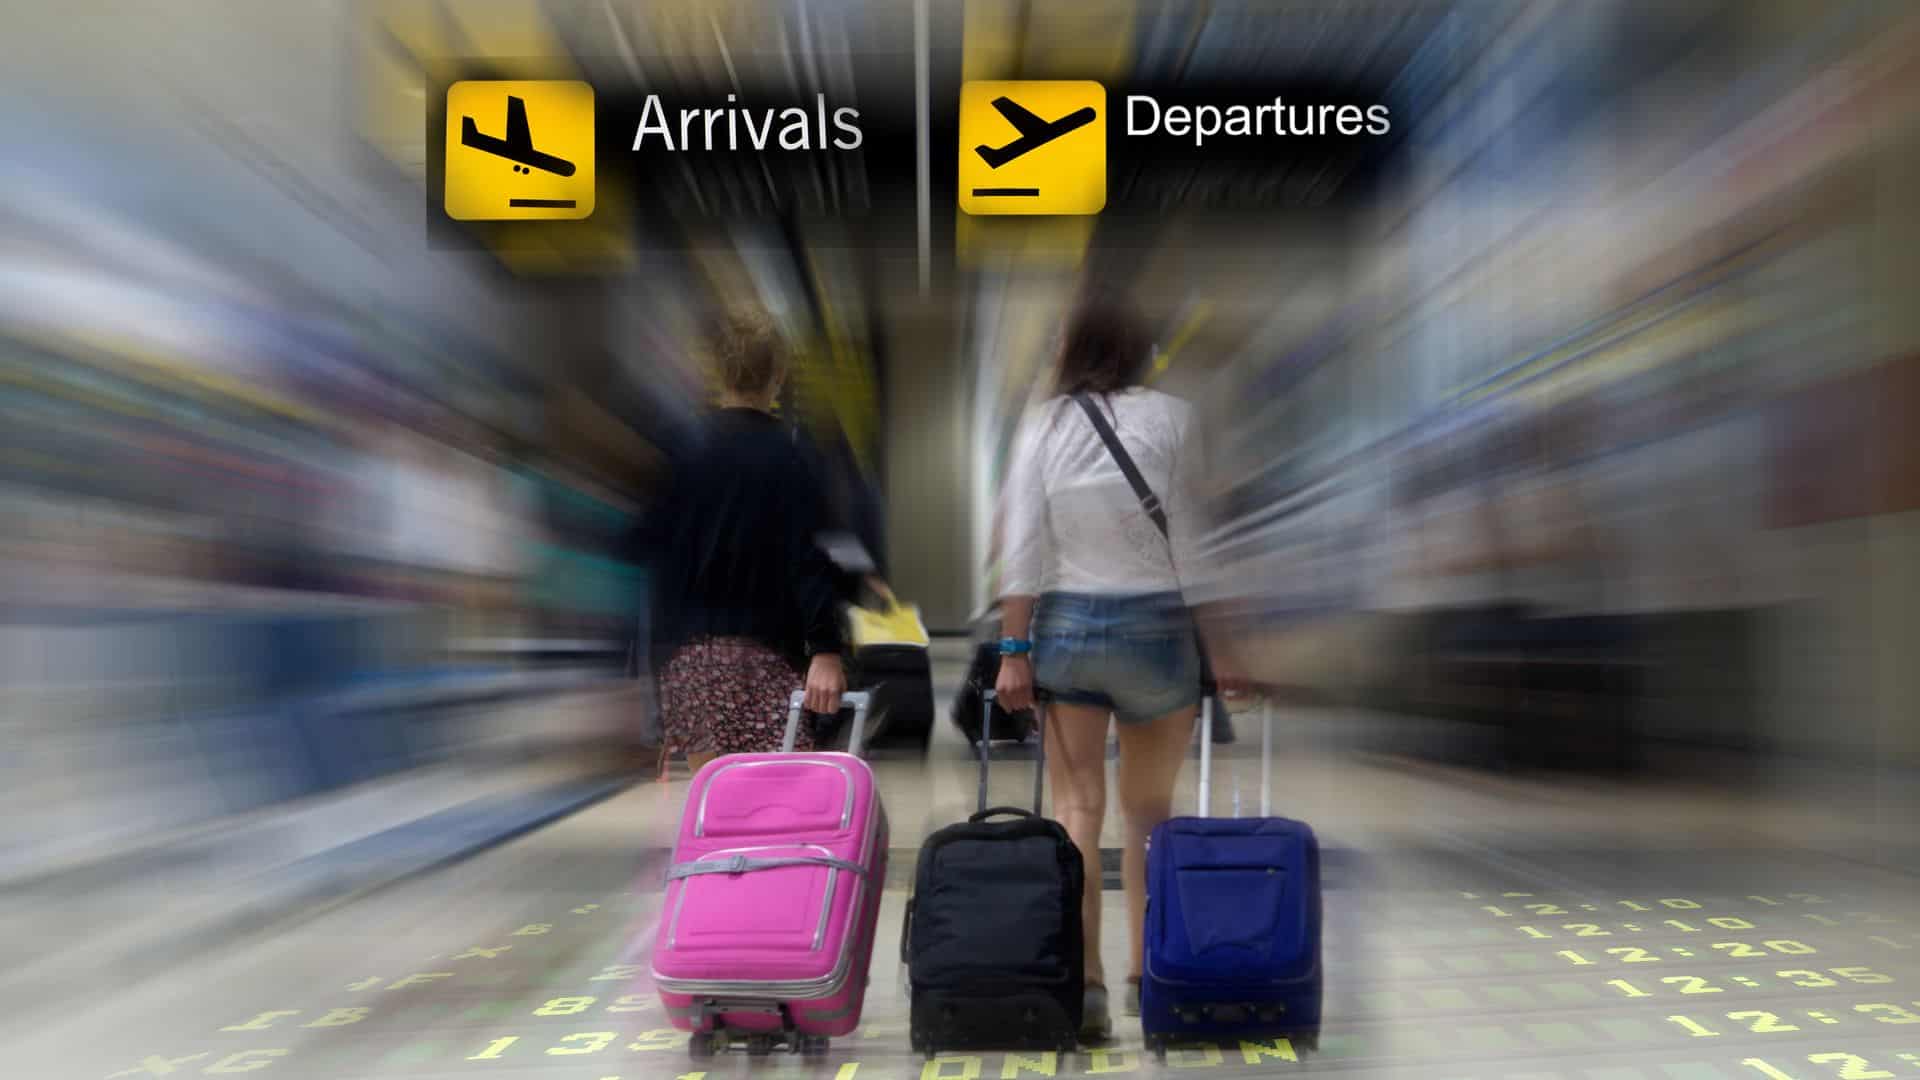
top-left (445, 80), bottom-right (595, 221)
top-left (958, 81), bottom-right (1106, 216)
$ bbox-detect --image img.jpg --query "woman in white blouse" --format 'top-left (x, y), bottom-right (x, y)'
top-left (994, 299), bottom-right (1244, 1039)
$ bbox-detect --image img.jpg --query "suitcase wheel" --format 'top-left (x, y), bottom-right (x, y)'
top-left (795, 1035), bottom-right (830, 1057)
top-left (687, 1031), bottom-right (720, 1060)
top-left (745, 1034), bottom-right (776, 1057)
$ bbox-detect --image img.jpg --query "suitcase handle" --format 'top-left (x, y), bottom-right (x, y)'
top-left (784, 690), bottom-right (873, 756)
top-left (1198, 695), bottom-right (1273, 818)
top-left (978, 690), bottom-right (1046, 816)
top-left (968, 806), bottom-right (1039, 823)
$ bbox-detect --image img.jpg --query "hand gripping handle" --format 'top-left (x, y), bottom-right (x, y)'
top-left (784, 690), bottom-right (874, 756)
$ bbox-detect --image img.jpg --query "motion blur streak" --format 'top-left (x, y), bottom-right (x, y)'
top-left (3, 1), bottom-right (1919, 1078)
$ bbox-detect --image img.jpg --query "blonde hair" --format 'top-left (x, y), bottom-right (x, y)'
top-left (709, 309), bottom-right (787, 400)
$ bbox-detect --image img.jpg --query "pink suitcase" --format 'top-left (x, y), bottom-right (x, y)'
top-left (653, 690), bottom-right (888, 1057)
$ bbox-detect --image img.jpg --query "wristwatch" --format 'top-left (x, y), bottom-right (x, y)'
top-left (998, 637), bottom-right (1032, 657)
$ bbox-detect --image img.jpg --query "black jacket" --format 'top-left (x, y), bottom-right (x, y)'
top-left (631, 408), bottom-right (848, 671)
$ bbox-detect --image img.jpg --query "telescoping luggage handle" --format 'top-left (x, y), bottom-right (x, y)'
top-left (1197, 695), bottom-right (1274, 818)
top-left (978, 689), bottom-right (1046, 816)
top-left (783, 690), bottom-right (874, 757)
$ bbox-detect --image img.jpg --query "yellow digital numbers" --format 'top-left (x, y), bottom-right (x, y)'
top-left (1669, 1001), bottom-right (1920, 1039)
top-left (89, 882), bottom-right (1920, 1080)
top-left (386, 971), bottom-right (454, 990)
top-left (108, 902), bottom-right (647, 1079)
top-left (527, 993), bottom-right (653, 1018)
top-left (1519, 915), bottom-right (1763, 938)
top-left (1609, 966), bottom-right (1896, 1002)
top-left (1832, 966), bottom-right (1894, 984)
top-left (533, 996), bottom-right (597, 1017)
top-left (107, 1054), bottom-right (211, 1078)
top-left (1748, 1055), bottom-right (1896, 1080)
top-left (627, 1030), bottom-right (692, 1053)
top-left (1558, 940), bottom-right (1818, 966)
top-left (1805, 1054), bottom-right (1895, 1080)
top-left (1728, 1010), bottom-right (1799, 1034)
top-left (204, 1050), bottom-right (290, 1075)
top-left (467, 1037), bottom-right (518, 1061)
top-left (219, 1012), bottom-right (299, 1032)
top-left (216, 1007), bottom-right (371, 1031)
top-left (546, 1031), bottom-right (619, 1056)
top-left (1853, 1002), bottom-right (1920, 1023)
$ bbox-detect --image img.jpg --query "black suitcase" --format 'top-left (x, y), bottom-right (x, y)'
top-left (852, 643), bottom-right (935, 748)
top-left (951, 640), bottom-right (1037, 744)
top-left (905, 691), bottom-right (1082, 1056)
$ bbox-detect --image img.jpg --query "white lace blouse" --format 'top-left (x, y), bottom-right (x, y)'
top-left (1000, 388), bottom-right (1214, 601)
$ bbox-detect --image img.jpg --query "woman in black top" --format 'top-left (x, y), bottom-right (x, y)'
top-left (635, 311), bottom-right (847, 773)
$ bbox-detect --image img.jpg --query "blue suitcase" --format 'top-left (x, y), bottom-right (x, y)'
top-left (1141, 698), bottom-right (1322, 1056)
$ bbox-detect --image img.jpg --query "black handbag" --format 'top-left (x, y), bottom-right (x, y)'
top-left (952, 638), bottom-right (1037, 744)
top-left (1072, 393), bottom-right (1235, 743)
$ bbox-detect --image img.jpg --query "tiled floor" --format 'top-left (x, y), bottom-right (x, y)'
top-left (16, 641), bottom-right (1920, 1079)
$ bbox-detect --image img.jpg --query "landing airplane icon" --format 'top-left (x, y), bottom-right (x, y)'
top-left (461, 95), bottom-right (576, 176)
top-left (974, 97), bottom-right (1097, 167)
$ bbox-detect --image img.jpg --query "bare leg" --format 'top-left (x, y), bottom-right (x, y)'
top-left (1115, 703), bottom-right (1198, 981)
top-left (685, 750), bottom-right (719, 774)
top-left (1045, 701), bottom-right (1112, 987)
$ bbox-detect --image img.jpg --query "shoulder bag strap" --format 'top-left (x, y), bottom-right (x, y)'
top-left (1073, 393), bottom-right (1169, 537)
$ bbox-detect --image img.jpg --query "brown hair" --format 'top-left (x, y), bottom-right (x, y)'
top-left (1054, 298), bottom-right (1152, 398)
top-left (708, 308), bottom-right (787, 399)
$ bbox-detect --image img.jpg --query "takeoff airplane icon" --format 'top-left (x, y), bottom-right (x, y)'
top-left (460, 95), bottom-right (577, 176)
top-left (973, 97), bottom-right (1098, 167)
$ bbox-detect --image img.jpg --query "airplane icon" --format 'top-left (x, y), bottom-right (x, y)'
top-left (461, 95), bottom-right (576, 177)
top-left (958, 80), bottom-right (1104, 215)
top-left (444, 80), bottom-right (593, 220)
top-left (974, 97), bottom-right (1098, 168)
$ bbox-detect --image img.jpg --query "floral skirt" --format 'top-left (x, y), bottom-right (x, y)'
top-left (658, 636), bottom-right (809, 756)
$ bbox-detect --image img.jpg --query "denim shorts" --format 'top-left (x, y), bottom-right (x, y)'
top-left (1032, 591), bottom-right (1202, 725)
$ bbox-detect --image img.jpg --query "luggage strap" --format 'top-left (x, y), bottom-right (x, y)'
top-left (665, 854), bottom-right (867, 881)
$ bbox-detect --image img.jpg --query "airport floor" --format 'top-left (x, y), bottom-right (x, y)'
top-left (16, 642), bottom-right (1920, 1080)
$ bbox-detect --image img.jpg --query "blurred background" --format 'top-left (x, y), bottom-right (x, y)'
top-left (4, 1), bottom-right (1920, 1077)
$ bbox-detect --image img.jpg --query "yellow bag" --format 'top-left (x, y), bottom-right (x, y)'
top-left (848, 600), bottom-right (930, 649)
